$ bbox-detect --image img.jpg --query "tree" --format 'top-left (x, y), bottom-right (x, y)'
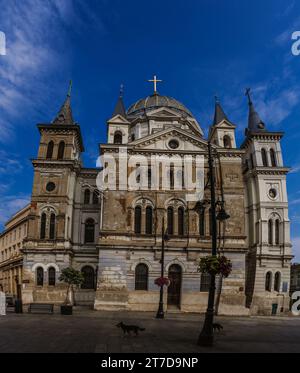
top-left (59, 267), bottom-right (84, 305)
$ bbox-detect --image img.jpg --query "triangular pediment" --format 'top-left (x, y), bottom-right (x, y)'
top-left (131, 127), bottom-right (207, 152)
top-left (214, 119), bottom-right (236, 128)
top-left (107, 114), bottom-right (130, 124)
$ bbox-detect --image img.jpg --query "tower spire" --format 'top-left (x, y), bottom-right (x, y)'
top-left (53, 81), bottom-right (74, 125)
top-left (245, 88), bottom-right (265, 133)
top-left (112, 84), bottom-right (126, 118)
top-left (212, 96), bottom-right (231, 125)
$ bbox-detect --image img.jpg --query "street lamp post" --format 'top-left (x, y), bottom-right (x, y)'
top-left (156, 217), bottom-right (166, 319)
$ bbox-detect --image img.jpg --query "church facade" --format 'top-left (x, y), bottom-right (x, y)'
top-left (20, 81), bottom-right (292, 316)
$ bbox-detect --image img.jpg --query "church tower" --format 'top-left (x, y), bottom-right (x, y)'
top-left (242, 89), bottom-right (292, 315)
top-left (22, 83), bottom-right (84, 304)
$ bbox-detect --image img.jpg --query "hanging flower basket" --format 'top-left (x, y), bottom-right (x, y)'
top-left (154, 277), bottom-right (170, 287)
top-left (197, 255), bottom-right (232, 278)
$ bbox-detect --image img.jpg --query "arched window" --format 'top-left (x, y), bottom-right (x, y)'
top-left (199, 207), bottom-right (205, 236)
top-left (40, 213), bottom-right (46, 239)
top-left (48, 267), bottom-right (56, 286)
top-left (85, 218), bottom-right (95, 243)
top-left (134, 206), bottom-right (142, 234)
top-left (46, 141), bottom-right (54, 159)
top-left (270, 149), bottom-right (277, 167)
top-left (274, 271), bottom-right (281, 292)
top-left (265, 271), bottom-right (272, 291)
top-left (81, 266), bottom-right (95, 289)
top-left (261, 148), bottom-right (268, 167)
top-left (209, 208), bottom-right (212, 236)
top-left (167, 207), bottom-right (174, 235)
top-left (84, 189), bottom-right (90, 204)
top-left (178, 207), bottom-right (184, 236)
top-left (268, 219), bottom-right (273, 245)
top-left (200, 272), bottom-right (211, 292)
top-left (92, 191), bottom-right (99, 205)
top-left (169, 165), bottom-right (174, 190)
top-left (147, 167), bottom-right (152, 190)
top-left (113, 131), bottom-right (122, 144)
top-left (223, 135), bottom-right (232, 148)
top-left (49, 213), bottom-right (55, 239)
top-left (135, 263), bottom-right (148, 290)
top-left (57, 141), bottom-right (65, 160)
top-left (145, 206), bottom-right (153, 234)
top-left (36, 267), bottom-right (44, 286)
top-left (275, 219), bottom-right (280, 245)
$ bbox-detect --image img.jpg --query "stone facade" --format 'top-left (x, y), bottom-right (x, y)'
top-left (0, 86), bottom-right (292, 315)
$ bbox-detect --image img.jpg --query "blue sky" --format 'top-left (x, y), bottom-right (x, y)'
top-left (0, 0), bottom-right (300, 259)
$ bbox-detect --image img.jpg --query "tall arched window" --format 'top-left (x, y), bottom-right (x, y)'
top-left (48, 267), bottom-right (56, 286)
top-left (275, 219), bottom-right (280, 245)
top-left (265, 271), bottom-right (272, 291)
top-left (199, 207), bottom-right (205, 236)
top-left (46, 141), bottom-right (54, 159)
top-left (178, 207), bottom-right (184, 236)
top-left (134, 206), bottom-right (142, 234)
top-left (223, 135), bottom-right (232, 148)
top-left (270, 148), bottom-right (277, 167)
top-left (169, 165), bottom-right (174, 190)
top-left (49, 213), bottom-right (56, 239)
top-left (84, 189), bottom-right (90, 204)
top-left (135, 263), bottom-right (148, 290)
top-left (200, 272), bottom-right (211, 292)
top-left (85, 218), bottom-right (95, 243)
top-left (167, 207), bottom-right (174, 235)
top-left (145, 206), bottom-right (153, 234)
top-left (274, 271), bottom-right (281, 292)
top-left (57, 141), bottom-right (65, 160)
top-left (268, 219), bottom-right (273, 245)
top-left (81, 266), bottom-right (95, 289)
top-left (92, 191), bottom-right (99, 205)
top-left (40, 213), bottom-right (46, 239)
top-left (261, 148), bottom-right (268, 167)
top-left (113, 131), bottom-right (122, 144)
top-left (36, 267), bottom-right (44, 286)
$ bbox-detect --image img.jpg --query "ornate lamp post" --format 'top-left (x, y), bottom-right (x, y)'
top-left (156, 217), bottom-right (169, 319)
top-left (197, 141), bottom-right (229, 346)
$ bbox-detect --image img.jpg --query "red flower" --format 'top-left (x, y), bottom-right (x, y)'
top-left (154, 277), bottom-right (170, 287)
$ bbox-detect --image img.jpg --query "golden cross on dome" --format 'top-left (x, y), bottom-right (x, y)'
top-left (148, 75), bottom-right (162, 94)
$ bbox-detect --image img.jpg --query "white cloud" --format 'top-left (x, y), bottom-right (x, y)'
top-left (290, 163), bottom-right (300, 174)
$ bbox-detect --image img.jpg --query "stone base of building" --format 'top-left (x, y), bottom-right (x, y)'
top-left (94, 289), bottom-right (129, 311)
top-left (249, 293), bottom-right (290, 316)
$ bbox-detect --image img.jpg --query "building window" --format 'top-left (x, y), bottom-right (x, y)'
top-left (46, 141), bottom-right (54, 159)
top-left (274, 272), bottom-right (281, 292)
top-left (57, 141), bottom-right (65, 160)
top-left (92, 191), bottom-right (99, 205)
top-left (148, 167), bottom-right (152, 190)
top-left (199, 207), bottom-right (205, 236)
top-left (265, 271), bottom-right (272, 291)
top-left (134, 206), bottom-right (142, 234)
top-left (49, 213), bottom-right (56, 239)
top-left (36, 267), bottom-right (44, 286)
top-left (135, 263), bottom-right (148, 290)
top-left (268, 219), bottom-right (273, 245)
top-left (223, 135), bottom-right (232, 148)
top-left (178, 207), bottom-right (184, 236)
top-left (167, 207), bottom-right (174, 235)
top-left (169, 165), bottom-right (174, 190)
top-left (113, 131), bottom-right (122, 144)
top-left (270, 149), bottom-right (277, 167)
top-left (145, 206), bottom-right (153, 234)
top-left (48, 267), bottom-right (56, 286)
top-left (84, 219), bottom-right (95, 243)
top-left (261, 148), bottom-right (268, 167)
top-left (209, 208), bottom-right (213, 236)
top-left (200, 272), bottom-right (211, 292)
top-left (81, 266), bottom-right (95, 289)
top-left (40, 213), bottom-right (46, 239)
top-left (275, 219), bottom-right (280, 245)
top-left (84, 189), bottom-right (90, 204)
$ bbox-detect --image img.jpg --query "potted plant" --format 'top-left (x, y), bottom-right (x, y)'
top-left (59, 267), bottom-right (84, 315)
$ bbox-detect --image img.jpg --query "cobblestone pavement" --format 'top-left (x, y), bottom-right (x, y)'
top-left (0, 308), bottom-right (300, 353)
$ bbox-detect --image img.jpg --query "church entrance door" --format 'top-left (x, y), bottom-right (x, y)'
top-left (167, 264), bottom-right (182, 308)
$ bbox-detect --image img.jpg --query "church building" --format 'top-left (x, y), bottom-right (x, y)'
top-left (18, 78), bottom-right (292, 315)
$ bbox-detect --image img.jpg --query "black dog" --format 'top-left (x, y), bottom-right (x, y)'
top-left (212, 323), bottom-right (223, 332)
top-left (116, 321), bottom-right (146, 335)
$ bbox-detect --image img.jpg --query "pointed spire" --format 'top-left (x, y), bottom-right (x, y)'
top-left (53, 80), bottom-right (74, 125)
top-left (212, 95), bottom-right (231, 125)
top-left (245, 88), bottom-right (265, 133)
top-left (112, 84), bottom-right (127, 118)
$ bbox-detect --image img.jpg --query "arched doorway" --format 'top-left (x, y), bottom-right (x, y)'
top-left (167, 264), bottom-right (182, 308)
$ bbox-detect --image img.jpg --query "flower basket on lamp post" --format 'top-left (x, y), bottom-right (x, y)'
top-left (154, 277), bottom-right (170, 287)
top-left (198, 256), bottom-right (232, 278)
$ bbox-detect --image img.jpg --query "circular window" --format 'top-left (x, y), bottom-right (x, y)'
top-left (268, 188), bottom-right (277, 199)
top-left (168, 139), bottom-right (179, 149)
top-left (46, 182), bottom-right (56, 192)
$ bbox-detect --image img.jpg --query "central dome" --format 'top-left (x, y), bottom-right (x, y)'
top-left (127, 94), bottom-right (193, 117)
